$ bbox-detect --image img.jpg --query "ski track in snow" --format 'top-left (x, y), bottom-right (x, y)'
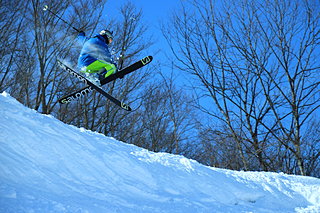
top-left (0, 91), bottom-right (319, 213)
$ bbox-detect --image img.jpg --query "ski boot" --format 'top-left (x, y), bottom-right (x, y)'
top-left (84, 73), bottom-right (101, 87)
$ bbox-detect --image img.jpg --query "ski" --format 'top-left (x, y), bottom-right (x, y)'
top-left (58, 56), bottom-right (153, 104)
top-left (57, 60), bottom-right (131, 111)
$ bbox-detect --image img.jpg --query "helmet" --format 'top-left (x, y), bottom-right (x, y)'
top-left (100, 29), bottom-right (113, 44)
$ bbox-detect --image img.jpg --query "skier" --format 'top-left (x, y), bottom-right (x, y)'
top-left (77, 29), bottom-right (117, 86)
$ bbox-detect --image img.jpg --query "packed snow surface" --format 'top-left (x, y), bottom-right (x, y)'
top-left (0, 92), bottom-right (319, 212)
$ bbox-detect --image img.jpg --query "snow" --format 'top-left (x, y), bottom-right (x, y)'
top-left (0, 91), bottom-right (319, 213)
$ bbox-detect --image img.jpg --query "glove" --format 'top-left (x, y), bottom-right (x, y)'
top-left (112, 62), bottom-right (118, 70)
top-left (78, 31), bottom-right (85, 36)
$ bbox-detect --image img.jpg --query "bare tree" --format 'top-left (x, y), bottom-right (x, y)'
top-left (58, 2), bottom-right (154, 142)
top-left (31, 0), bottom-right (108, 114)
top-left (0, 0), bottom-right (107, 114)
top-left (159, 71), bottom-right (195, 154)
top-left (0, 1), bottom-right (29, 92)
top-left (163, 0), bottom-right (320, 175)
top-left (125, 69), bottom-right (196, 155)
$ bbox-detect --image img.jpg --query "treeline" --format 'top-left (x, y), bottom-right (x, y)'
top-left (162, 0), bottom-right (320, 177)
top-left (1, 0), bottom-right (319, 177)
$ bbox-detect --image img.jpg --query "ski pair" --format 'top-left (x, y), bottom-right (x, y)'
top-left (57, 56), bottom-right (153, 111)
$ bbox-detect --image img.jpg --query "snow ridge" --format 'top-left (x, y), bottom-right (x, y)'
top-left (0, 92), bottom-right (319, 212)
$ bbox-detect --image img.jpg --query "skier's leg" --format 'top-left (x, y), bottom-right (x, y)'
top-left (80, 60), bottom-right (107, 86)
top-left (84, 60), bottom-right (107, 73)
top-left (81, 60), bottom-right (117, 83)
top-left (84, 60), bottom-right (116, 77)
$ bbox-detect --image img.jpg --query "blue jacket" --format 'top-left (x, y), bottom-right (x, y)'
top-left (77, 32), bottom-right (113, 69)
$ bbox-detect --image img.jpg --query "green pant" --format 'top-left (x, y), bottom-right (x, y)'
top-left (82, 60), bottom-right (116, 78)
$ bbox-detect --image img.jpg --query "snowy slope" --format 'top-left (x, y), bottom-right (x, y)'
top-left (0, 92), bottom-right (319, 213)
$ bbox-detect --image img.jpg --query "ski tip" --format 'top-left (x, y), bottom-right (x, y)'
top-left (43, 5), bottom-right (49, 11)
top-left (121, 102), bottom-right (132, 111)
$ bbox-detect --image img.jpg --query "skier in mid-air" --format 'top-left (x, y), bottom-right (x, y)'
top-left (77, 29), bottom-right (117, 86)
top-left (42, 5), bottom-right (153, 109)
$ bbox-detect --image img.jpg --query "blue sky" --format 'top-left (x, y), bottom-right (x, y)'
top-left (104, 0), bottom-right (181, 66)
top-left (105, 0), bottom-right (180, 27)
